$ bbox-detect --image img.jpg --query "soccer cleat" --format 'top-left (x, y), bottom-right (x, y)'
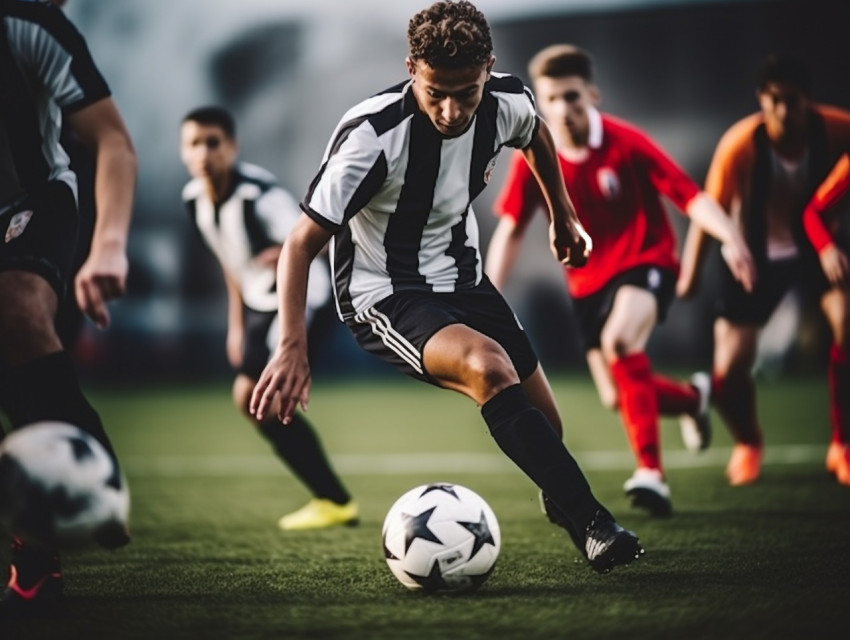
top-left (623, 467), bottom-right (672, 517)
top-left (725, 444), bottom-right (763, 486)
top-left (0, 541), bottom-right (63, 619)
top-left (826, 441), bottom-right (843, 474)
top-left (830, 444), bottom-right (850, 487)
top-left (679, 371), bottom-right (712, 453)
top-left (538, 490), bottom-right (584, 550)
top-left (584, 510), bottom-right (644, 574)
top-left (277, 498), bottom-right (359, 531)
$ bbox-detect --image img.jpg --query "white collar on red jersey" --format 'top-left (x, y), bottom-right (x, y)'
top-left (588, 106), bottom-right (603, 149)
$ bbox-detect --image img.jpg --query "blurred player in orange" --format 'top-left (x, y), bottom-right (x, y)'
top-left (801, 154), bottom-right (850, 484)
top-left (678, 54), bottom-right (850, 486)
top-left (486, 44), bottom-right (755, 517)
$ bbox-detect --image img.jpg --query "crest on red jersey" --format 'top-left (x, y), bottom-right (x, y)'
top-left (596, 167), bottom-right (620, 200)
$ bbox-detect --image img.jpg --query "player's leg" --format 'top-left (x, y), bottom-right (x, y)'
top-left (232, 375), bottom-right (358, 529)
top-left (713, 318), bottom-right (763, 485)
top-left (820, 286), bottom-right (850, 485)
top-left (598, 284), bottom-right (674, 516)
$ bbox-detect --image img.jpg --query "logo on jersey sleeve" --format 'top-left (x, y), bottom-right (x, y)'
top-left (483, 154), bottom-right (500, 184)
top-left (596, 167), bottom-right (621, 200)
top-left (5, 210), bottom-right (33, 243)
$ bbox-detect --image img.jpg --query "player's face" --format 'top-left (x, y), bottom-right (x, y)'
top-left (533, 75), bottom-right (598, 147)
top-left (179, 121), bottom-right (238, 182)
top-left (757, 82), bottom-right (809, 147)
top-left (406, 56), bottom-right (495, 137)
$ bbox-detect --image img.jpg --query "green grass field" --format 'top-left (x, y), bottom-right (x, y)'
top-left (4, 373), bottom-right (849, 639)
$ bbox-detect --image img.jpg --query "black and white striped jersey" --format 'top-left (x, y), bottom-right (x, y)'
top-left (302, 72), bottom-right (539, 323)
top-left (183, 161), bottom-right (330, 314)
top-left (0, 0), bottom-right (110, 211)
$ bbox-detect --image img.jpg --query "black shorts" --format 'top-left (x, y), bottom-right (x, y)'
top-left (346, 277), bottom-right (539, 386)
top-left (239, 306), bottom-right (277, 379)
top-left (715, 254), bottom-right (830, 326)
top-left (572, 266), bottom-right (676, 352)
top-left (0, 181), bottom-right (78, 298)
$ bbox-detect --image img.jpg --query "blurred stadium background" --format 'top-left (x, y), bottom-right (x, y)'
top-left (60, 0), bottom-right (849, 383)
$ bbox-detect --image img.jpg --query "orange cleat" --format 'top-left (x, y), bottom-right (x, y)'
top-left (832, 445), bottom-right (850, 487)
top-left (725, 444), bottom-right (763, 486)
top-left (826, 441), bottom-right (844, 474)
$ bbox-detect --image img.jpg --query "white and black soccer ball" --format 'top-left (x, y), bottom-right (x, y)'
top-left (0, 421), bottom-right (130, 549)
top-left (382, 483), bottom-right (500, 594)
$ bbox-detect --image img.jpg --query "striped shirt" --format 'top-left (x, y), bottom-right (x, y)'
top-left (183, 162), bottom-right (330, 313)
top-left (0, 0), bottom-right (110, 211)
top-left (302, 73), bottom-right (539, 322)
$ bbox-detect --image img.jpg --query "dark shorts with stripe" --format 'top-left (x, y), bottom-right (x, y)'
top-left (0, 181), bottom-right (78, 299)
top-left (572, 265), bottom-right (676, 351)
top-left (715, 253), bottom-right (830, 326)
top-left (346, 276), bottom-right (539, 386)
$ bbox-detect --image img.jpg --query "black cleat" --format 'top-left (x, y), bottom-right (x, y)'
top-left (584, 510), bottom-right (644, 574)
top-left (539, 490), bottom-right (585, 550)
top-left (0, 539), bottom-right (63, 619)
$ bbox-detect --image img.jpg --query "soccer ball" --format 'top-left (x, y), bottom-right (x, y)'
top-left (0, 421), bottom-right (130, 549)
top-left (382, 482), bottom-right (500, 594)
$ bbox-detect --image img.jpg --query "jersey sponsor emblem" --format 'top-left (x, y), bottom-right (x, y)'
top-left (483, 154), bottom-right (500, 184)
top-left (5, 210), bottom-right (33, 243)
top-left (596, 167), bottom-right (620, 200)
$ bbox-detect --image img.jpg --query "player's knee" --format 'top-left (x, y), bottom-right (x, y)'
top-left (463, 345), bottom-right (517, 398)
top-left (232, 376), bottom-right (255, 418)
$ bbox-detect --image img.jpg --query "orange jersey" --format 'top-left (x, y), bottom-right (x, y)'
top-left (803, 154), bottom-right (849, 253)
top-left (705, 104), bottom-right (850, 260)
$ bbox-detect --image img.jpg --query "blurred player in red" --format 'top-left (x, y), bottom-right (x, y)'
top-left (801, 154), bottom-right (850, 484)
top-left (487, 44), bottom-right (755, 516)
top-left (679, 54), bottom-right (850, 486)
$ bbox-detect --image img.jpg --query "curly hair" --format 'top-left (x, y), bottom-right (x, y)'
top-left (407, 1), bottom-right (492, 69)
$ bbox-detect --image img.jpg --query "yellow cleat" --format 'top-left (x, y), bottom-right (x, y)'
top-left (277, 499), bottom-right (359, 531)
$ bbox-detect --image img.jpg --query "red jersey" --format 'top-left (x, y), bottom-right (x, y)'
top-left (493, 109), bottom-right (701, 298)
top-left (802, 154), bottom-right (849, 253)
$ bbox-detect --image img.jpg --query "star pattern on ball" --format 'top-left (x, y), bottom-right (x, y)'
top-left (402, 506), bottom-right (442, 553)
top-left (419, 483), bottom-right (459, 500)
top-left (457, 510), bottom-right (496, 559)
top-left (405, 558), bottom-right (448, 592)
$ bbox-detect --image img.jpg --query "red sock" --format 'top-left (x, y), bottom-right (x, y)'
top-left (712, 373), bottom-right (762, 446)
top-left (653, 374), bottom-right (699, 416)
top-left (828, 343), bottom-right (850, 445)
top-left (610, 353), bottom-right (661, 470)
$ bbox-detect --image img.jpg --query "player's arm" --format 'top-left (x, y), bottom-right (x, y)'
top-left (521, 119), bottom-right (590, 267)
top-left (66, 97), bottom-right (137, 329)
top-left (250, 214), bottom-right (333, 424)
top-left (677, 125), bottom-right (746, 298)
top-left (685, 193), bottom-right (756, 293)
top-left (803, 154), bottom-right (850, 286)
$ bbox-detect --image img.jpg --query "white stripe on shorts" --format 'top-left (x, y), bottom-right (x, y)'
top-left (358, 307), bottom-right (423, 374)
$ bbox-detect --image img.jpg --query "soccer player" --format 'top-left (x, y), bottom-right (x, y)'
top-left (179, 106), bottom-right (358, 529)
top-left (0, 0), bottom-right (136, 616)
top-left (678, 54), bottom-right (850, 486)
top-left (251, 1), bottom-right (645, 574)
top-left (485, 45), bottom-right (756, 517)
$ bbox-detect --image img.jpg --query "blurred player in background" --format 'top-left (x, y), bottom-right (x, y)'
top-left (179, 106), bottom-right (358, 530)
top-left (678, 54), bottom-right (850, 486)
top-left (252, 0), bottom-right (645, 574)
top-left (0, 0), bottom-right (135, 617)
top-left (486, 44), bottom-right (755, 517)
top-left (801, 154), bottom-right (850, 484)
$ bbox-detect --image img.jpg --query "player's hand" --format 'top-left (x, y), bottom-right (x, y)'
top-left (550, 218), bottom-right (592, 267)
top-left (74, 242), bottom-right (129, 329)
top-left (720, 238), bottom-right (757, 293)
top-left (819, 245), bottom-right (850, 287)
top-left (249, 340), bottom-right (311, 424)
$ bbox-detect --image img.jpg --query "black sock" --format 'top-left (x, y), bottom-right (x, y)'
top-left (0, 351), bottom-right (114, 457)
top-left (257, 414), bottom-right (351, 505)
top-left (481, 384), bottom-right (603, 533)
